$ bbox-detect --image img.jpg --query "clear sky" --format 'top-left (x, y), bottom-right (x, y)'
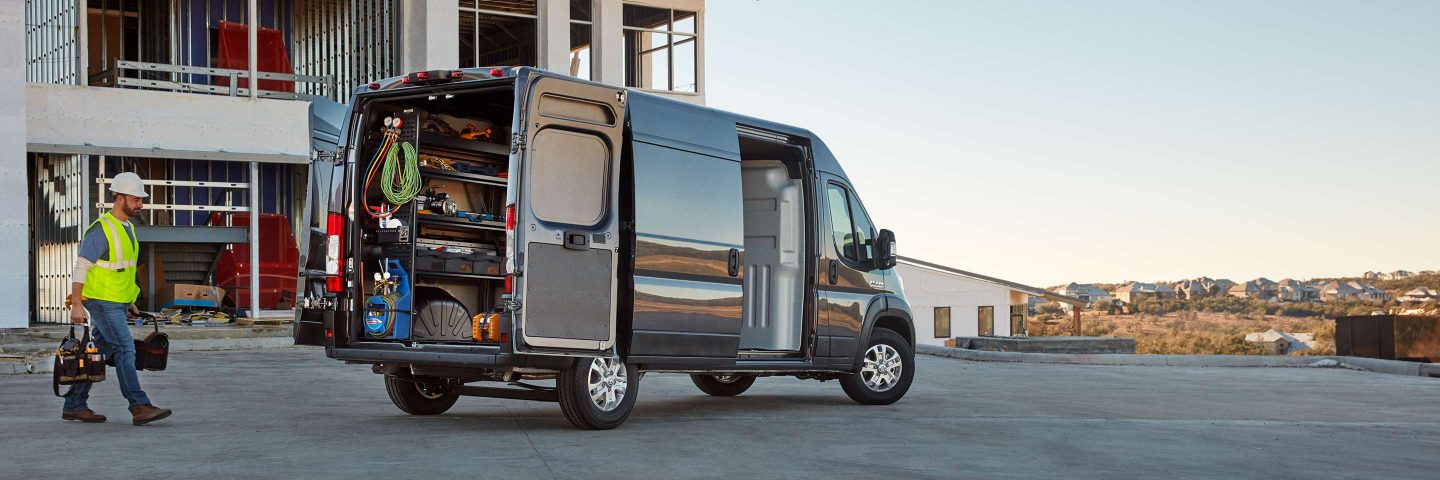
top-left (702, 0), bottom-right (1440, 287)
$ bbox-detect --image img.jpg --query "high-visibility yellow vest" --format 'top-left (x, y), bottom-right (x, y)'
top-left (81, 212), bottom-right (140, 304)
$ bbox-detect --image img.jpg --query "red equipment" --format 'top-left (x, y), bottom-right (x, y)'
top-left (211, 213), bottom-right (300, 310)
top-left (212, 21), bottom-right (295, 93)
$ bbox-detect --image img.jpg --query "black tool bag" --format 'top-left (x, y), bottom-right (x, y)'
top-left (103, 315), bottom-right (169, 371)
top-left (135, 319), bottom-right (169, 371)
top-left (53, 325), bottom-right (105, 397)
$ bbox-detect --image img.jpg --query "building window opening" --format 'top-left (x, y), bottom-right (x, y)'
top-left (570, 0), bottom-right (593, 80)
top-left (623, 4), bottom-right (697, 92)
top-left (459, 0), bottom-right (539, 69)
top-left (1010, 303), bottom-right (1027, 336)
top-left (934, 307), bottom-right (951, 338)
top-left (978, 306), bottom-right (995, 337)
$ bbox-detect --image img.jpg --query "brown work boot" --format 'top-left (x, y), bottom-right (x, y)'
top-left (61, 409), bottom-right (107, 423)
top-left (129, 404), bottom-right (172, 426)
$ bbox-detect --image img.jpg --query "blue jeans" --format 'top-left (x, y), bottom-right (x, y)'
top-left (63, 299), bottom-right (151, 412)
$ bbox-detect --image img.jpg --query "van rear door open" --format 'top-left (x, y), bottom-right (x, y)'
top-left (511, 71), bottom-right (626, 355)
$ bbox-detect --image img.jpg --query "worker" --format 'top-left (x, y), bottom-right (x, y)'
top-left (62, 172), bottom-right (172, 426)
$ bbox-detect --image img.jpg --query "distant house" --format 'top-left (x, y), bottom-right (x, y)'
top-left (1385, 270), bottom-right (1415, 280)
top-left (1255, 278), bottom-right (1279, 298)
top-left (1319, 281), bottom-right (1363, 301)
top-left (1348, 281), bottom-right (1390, 302)
top-left (1399, 287), bottom-right (1439, 303)
top-left (1228, 281), bottom-right (1256, 298)
top-left (1055, 283), bottom-right (1113, 309)
top-left (1113, 282), bottom-right (1175, 303)
top-left (1174, 277), bottom-right (1234, 299)
top-left (1277, 279), bottom-right (1320, 302)
top-left (1229, 278), bottom-right (1279, 300)
top-left (1244, 329), bottom-right (1314, 355)
top-left (1173, 279), bottom-right (1209, 300)
top-left (1320, 281), bottom-right (1389, 302)
top-left (1210, 278), bottom-right (1237, 296)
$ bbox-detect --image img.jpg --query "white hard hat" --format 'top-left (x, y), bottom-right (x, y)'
top-left (110, 172), bottom-right (149, 198)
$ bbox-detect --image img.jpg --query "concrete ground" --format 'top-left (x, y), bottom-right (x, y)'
top-left (1, 348), bottom-right (1437, 479)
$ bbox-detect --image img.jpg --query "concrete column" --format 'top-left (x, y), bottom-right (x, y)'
top-left (401, 0), bottom-right (461, 72)
top-left (248, 0), bottom-right (258, 98)
top-left (0, 0), bottom-right (27, 328)
top-left (538, 0), bottom-right (571, 74)
top-left (593, 0), bottom-right (625, 86)
top-left (249, 161), bottom-right (261, 317)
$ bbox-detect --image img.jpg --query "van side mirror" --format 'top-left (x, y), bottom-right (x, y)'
top-left (874, 229), bottom-right (897, 270)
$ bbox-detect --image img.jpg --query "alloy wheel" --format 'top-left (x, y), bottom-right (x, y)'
top-left (861, 344), bottom-right (903, 392)
top-left (587, 357), bottom-right (628, 412)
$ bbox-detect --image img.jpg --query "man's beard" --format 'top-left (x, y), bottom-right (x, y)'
top-left (123, 204), bottom-right (142, 218)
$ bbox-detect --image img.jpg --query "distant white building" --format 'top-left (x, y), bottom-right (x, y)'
top-left (896, 257), bottom-right (1084, 346)
top-left (1244, 329), bottom-right (1314, 354)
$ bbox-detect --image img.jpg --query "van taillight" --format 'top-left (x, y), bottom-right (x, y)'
top-left (504, 204), bottom-right (516, 275)
top-left (503, 203), bottom-right (516, 293)
top-left (325, 212), bottom-right (344, 292)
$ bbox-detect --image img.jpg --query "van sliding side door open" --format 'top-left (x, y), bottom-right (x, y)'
top-left (511, 71), bottom-right (627, 355)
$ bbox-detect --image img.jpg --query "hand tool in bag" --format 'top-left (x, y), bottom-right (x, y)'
top-left (53, 324), bottom-right (105, 397)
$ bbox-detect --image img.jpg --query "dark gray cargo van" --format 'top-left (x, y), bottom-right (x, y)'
top-left (294, 67), bottom-right (913, 429)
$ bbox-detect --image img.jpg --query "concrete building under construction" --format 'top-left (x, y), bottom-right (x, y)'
top-left (5, 0), bottom-right (706, 327)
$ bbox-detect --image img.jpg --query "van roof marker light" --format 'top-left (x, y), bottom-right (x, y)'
top-left (490, 68), bottom-right (503, 77)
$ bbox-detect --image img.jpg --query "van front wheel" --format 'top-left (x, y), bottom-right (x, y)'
top-left (840, 329), bottom-right (914, 405)
top-left (557, 356), bottom-right (639, 430)
top-left (690, 374), bottom-right (756, 396)
top-left (384, 373), bottom-right (459, 415)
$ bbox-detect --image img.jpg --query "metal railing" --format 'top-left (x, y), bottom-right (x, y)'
top-left (91, 59), bottom-right (333, 101)
top-left (94, 177), bottom-right (251, 214)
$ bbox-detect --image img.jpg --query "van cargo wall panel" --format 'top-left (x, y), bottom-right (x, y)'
top-left (524, 244), bottom-right (611, 341)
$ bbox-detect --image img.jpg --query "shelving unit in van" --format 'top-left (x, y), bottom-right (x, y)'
top-left (357, 108), bottom-right (510, 345)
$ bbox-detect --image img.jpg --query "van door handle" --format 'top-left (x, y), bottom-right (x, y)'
top-left (727, 248), bottom-right (740, 277)
top-left (563, 231), bottom-right (590, 250)
top-left (827, 259), bottom-right (838, 285)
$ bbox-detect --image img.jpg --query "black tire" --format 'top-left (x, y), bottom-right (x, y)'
top-left (384, 373), bottom-right (459, 415)
top-left (840, 328), bottom-right (915, 405)
top-left (690, 374), bottom-right (756, 396)
top-left (557, 356), bottom-right (639, 430)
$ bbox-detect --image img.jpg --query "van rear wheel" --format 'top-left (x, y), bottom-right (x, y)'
top-left (557, 356), bottom-right (639, 430)
top-left (384, 373), bottom-right (459, 415)
top-left (840, 329), bottom-right (914, 405)
top-left (690, 374), bottom-right (756, 396)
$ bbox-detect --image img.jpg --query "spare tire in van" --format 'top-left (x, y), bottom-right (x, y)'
top-left (410, 287), bottom-right (472, 341)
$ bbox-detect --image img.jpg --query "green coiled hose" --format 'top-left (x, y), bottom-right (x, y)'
top-left (381, 140), bottom-right (420, 205)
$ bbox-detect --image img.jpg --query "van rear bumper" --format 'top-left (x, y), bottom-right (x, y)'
top-left (328, 343), bottom-right (571, 370)
top-left (330, 343), bottom-right (512, 367)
